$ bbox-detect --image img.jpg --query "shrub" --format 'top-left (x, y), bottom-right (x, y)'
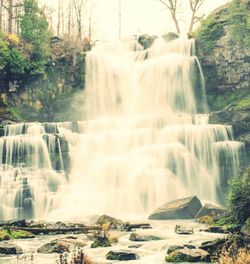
top-left (218, 245), bottom-right (250, 264)
top-left (227, 166), bottom-right (250, 224)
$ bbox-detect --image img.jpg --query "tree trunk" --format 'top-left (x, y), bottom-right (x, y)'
top-left (189, 14), bottom-right (195, 34)
top-left (67, 1), bottom-right (72, 37)
top-left (0, 0), bottom-right (3, 31)
top-left (8, 0), bottom-right (13, 33)
top-left (171, 12), bottom-right (180, 33)
top-left (57, 0), bottom-right (61, 36)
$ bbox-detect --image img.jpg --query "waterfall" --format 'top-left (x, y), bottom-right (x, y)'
top-left (0, 37), bottom-right (244, 220)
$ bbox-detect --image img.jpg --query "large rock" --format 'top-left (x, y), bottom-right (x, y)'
top-left (37, 238), bottom-right (86, 253)
top-left (195, 203), bottom-right (226, 218)
top-left (106, 250), bottom-right (139, 261)
top-left (165, 248), bottom-right (210, 262)
top-left (174, 225), bottom-right (194, 235)
top-left (0, 242), bottom-right (23, 255)
top-left (129, 232), bottom-right (161, 242)
top-left (96, 215), bottom-right (128, 231)
top-left (148, 196), bottom-right (202, 220)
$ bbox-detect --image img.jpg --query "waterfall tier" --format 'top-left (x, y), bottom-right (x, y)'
top-left (0, 38), bottom-right (245, 220)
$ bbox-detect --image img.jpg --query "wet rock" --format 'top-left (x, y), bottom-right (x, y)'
top-left (37, 238), bottom-right (86, 253)
top-left (129, 232), bottom-right (161, 242)
top-left (241, 217), bottom-right (250, 236)
top-left (148, 196), bottom-right (202, 220)
top-left (0, 242), bottom-right (23, 255)
top-left (184, 244), bottom-right (196, 249)
top-left (0, 219), bottom-right (29, 228)
top-left (201, 226), bottom-right (227, 234)
top-left (106, 250), bottom-right (139, 261)
top-left (165, 248), bottom-right (211, 262)
top-left (96, 215), bottom-right (127, 230)
top-left (199, 239), bottom-right (226, 255)
top-left (167, 245), bottom-right (185, 254)
top-left (128, 244), bottom-right (143, 249)
top-left (175, 225), bottom-right (194, 235)
top-left (90, 237), bottom-right (111, 248)
top-left (138, 34), bottom-right (157, 49)
top-left (195, 203), bottom-right (226, 218)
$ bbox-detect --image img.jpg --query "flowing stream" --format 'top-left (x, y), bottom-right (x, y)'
top-left (0, 37), bottom-right (245, 220)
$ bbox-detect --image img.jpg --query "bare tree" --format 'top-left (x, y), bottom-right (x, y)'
top-left (0, 0), bottom-right (3, 30)
top-left (1, 0), bottom-right (22, 33)
top-left (157, 0), bottom-right (181, 33)
top-left (73, 0), bottom-right (87, 40)
top-left (189, 0), bottom-right (205, 34)
top-left (118, 0), bottom-right (121, 39)
top-left (67, 0), bottom-right (73, 37)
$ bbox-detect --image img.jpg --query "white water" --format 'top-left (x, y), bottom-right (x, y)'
top-left (0, 37), bottom-right (244, 220)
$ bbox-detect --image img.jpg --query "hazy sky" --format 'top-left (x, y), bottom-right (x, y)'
top-left (43, 0), bottom-right (231, 40)
top-left (94, 0), bottom-right (231, 39)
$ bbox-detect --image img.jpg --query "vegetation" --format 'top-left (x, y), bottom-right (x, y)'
top-left (0, 0), bottom-right (50, 79)
top-left (20, 0), bottom-right (51, 74)
top-left (218, 244), bottom-right (250, 264)
top-left (227, 166), bottom-right (250, 225)
top-left (196, 0), bottom-right (250, 52)
top-left (0, 229), bottom-right (35, 241)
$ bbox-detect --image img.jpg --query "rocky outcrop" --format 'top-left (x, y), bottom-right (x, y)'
top-left (129, 233), bottom-right (161, 242)
top-left (165, 248), bottom-right (210, 262)
top-left (0, 38), bottom-right (87, 122)
top-left (196, 1), bottom-right (250, 111)
top-left (0, 242), bottom-right (23, 255)
top-left (148, 196), bottom-right (202, 220)
top-left (196, 0), bottom-right (250, 170)
top-left (37, 238), bottom-right (86, 253)
top-left (106, 250), bottom-right (139, 261)
top-left (195, 203), bottom-right (226, 218)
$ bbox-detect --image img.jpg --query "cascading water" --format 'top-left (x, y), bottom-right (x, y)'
top-left (0, 37), bottom-right (244, 220)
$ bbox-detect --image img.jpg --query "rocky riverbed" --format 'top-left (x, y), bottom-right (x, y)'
top-left (0, 217), bottom-right (228, 264)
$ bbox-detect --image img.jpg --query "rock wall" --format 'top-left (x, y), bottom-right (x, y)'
top-left (0, 38), bottom-right (87, 122)
top-left (196, 0), bottom-right (250, 168)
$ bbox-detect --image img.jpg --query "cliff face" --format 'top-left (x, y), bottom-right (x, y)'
top-left (196, 0), bottom-right (250, 166)
top-left (0, 38), bottom-right (87, 122)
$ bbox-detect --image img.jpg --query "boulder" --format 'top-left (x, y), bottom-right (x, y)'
top-left (165, 248), bottom-right (210, 262)
top-left (0, 242), bottom-right (23, 255)
top-left (0, 219), bottom-right (29, 228)
top-left (90, 237), bottom-right (111, 248)
top-left (129, 232), bottom-right (161, 242)
top-left (199, 239), bottom-right (226, 255)
top-left (37, 238), bottom-right (86, 253)
top-left (201, 226), bottom-right (227, 234)
top-left (167, 245), bottom-right (185, 254)
top-left (175, 225), bottom-right (194, 235)
top-left (148, 196), bottom-right (202, 220)
top-left (106, 250), bottom-right (139, 261)
top-left (96, 215), bottom-right (127, 230)
top-left (195, 203), bottom-right (226, 218)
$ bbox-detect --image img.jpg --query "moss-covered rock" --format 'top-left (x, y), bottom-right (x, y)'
top-left (0, 229), bottom-right (35, 241)
top-left (196, 0), bottom-right (250, 113)
top-left (165, 248), bottom-right (211, 262)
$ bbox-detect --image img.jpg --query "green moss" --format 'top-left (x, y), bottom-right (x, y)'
top-left (213, 89), bottom-right (250, 111)
top-left (91, 238), bottom-right (111, 248)
top-left (0, 229), bottom-right (35, 241)
top-left (235, 95), bottom-right (250, 110)
top-left (165, 252), bottom-right (183, 262)
top-left (196, 0), bottom-right (250, 52)
top-left (195, 11), bottom-right (225, 52)
top-left (8, 107), bottom-right (24, 120)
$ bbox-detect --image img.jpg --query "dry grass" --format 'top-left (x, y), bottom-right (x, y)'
top-left (218, 246), bottom-right (250, 264)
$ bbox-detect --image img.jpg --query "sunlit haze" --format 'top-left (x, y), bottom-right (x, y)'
top-left (43, 0), bottom-right (231, 40)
